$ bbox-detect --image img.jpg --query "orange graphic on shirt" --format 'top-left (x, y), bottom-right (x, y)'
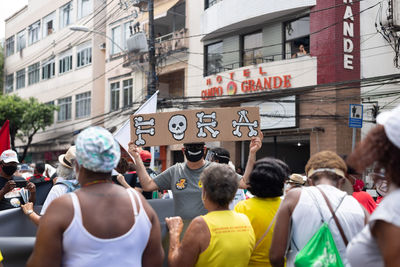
top-left (176, 178), bottom-right (187, 190)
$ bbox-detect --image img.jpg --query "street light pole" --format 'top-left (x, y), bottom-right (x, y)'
top-left (69, 25), bottom-right (125, 53)
top-left (148, 0), bottom-right (157, 99)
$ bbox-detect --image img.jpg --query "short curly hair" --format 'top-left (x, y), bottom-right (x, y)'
top-left (348, 125), bottom-right (400, 187)
top-left (248, 158), bottom-right (289, 198)
top-left (201, 164), bottom-right (238, 207)
top-left (305, 151), bottom-right (347, 182)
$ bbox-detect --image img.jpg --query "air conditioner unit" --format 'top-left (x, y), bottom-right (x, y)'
top-left (393, 0), bottom-right (400, 30)
top-left (99, 42), bottom-right (106, 50)
top-left (131, 0), bottom-right (148, 11)
top-left (127, 32), bottom-right (148, 54)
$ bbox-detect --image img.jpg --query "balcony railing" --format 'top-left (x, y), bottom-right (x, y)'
top-left (123, 28), bottom-right (188, 69)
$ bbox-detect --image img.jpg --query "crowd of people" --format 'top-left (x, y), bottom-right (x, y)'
top-left (0, 104), bottom-right (399, 266)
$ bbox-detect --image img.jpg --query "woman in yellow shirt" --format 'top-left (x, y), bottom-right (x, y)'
top-left (235, 158), bottom-right (290, 267)
top-left (166, 163), bottom-right (256, 267)
top-left (0, 249), bottom-right (3, 267)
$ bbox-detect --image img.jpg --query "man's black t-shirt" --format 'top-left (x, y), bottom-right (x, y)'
top-left (0, 176), bottom-right (26, 210)
top-left (124, 168), bottom-right (158, 199)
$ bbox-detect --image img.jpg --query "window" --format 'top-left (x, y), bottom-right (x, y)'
top-left (75, 92), bottom-right (91, 118)
top-left (285, 16), bottom-right (310, 59)
top-left (42, 12), bottom-right (55, 38)
top-left (28, 21), bottom-right (41, 45)
top-left (110, 82), bottom-right (120, 111)
top-left (17, 30), bottom-right (26, 51)
top-left (123, 79), bottom-right (133, 107)
top-left (16, 69), bottom-right (26, 89)
top-left (59, 50), bottom-right (73, 74)
top-left (205, 42), bottom-right (223, 76)
top-left (242, 31), bottom-right (263, 67)
top-left (60, 2), bottom-right (73, 29)
top-left (111, 26), bottom-right (122, 55)
top-left (5, 74), bottom-right (14, 93)
top-left (78, 0), bottom-right (92, 19)
top-left (5, 36), bottom-right (15, 57)
top-left (205, 0), bottom-right (221, 9)
top-left (123, 22), bottom-right (132, 50)
top-left (77, 44), bottom-right (92, 67)
top-left (28, 62), bottom-right (40, 85)
top-left (42, 58), bottom-right (55, 80)
top-left (57, 97), bottom-right (72, 122)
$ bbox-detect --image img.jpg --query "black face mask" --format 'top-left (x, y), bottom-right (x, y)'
top-left (2, 165), bottom-right (17, 176)
top-left (184, 148), bottom-right (205, 162)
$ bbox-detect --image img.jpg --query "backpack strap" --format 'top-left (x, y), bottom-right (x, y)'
top-left (316, 187), bottom-right (349, 246)
top-left (254, 210), bottom-right (278, 250)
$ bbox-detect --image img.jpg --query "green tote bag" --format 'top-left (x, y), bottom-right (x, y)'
top-left (294, 222), bottom-right (344, 267)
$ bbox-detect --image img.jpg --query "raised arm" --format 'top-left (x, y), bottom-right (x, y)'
top-left (239, 132), bottom-right (263, 189)
top-left (128, 142), bottom-right (159, 192)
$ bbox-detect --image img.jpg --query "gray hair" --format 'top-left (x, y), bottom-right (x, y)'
top-left (56, 164), bottom-right (76, 180)
top-left (200, 164), bottom-right (238, 207)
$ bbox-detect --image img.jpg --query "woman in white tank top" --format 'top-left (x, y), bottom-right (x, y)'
top-left (27, 127), bottom-right (164, 267)
top-left (346, 106), bottom-right (400, 267)
top-left (269, 151), bottom-right (367, 267)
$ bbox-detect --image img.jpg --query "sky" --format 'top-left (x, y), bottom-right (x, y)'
top-left (0, 0), bottom-right (28, 39)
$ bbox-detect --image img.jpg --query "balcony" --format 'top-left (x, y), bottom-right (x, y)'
top-left (123, 28), bottom-right (188, 70)
top-left (201, 0), bottom-right (315, 40)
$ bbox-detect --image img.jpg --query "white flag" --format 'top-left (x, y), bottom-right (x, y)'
top-left (114, 91), bottom-right (158, 156)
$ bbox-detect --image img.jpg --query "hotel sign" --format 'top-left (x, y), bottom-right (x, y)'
top-left (202, 65), bottom-right (293, 100)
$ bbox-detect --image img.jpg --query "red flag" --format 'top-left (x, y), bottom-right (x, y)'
top-left (0, 120), bottom-right (11, 154)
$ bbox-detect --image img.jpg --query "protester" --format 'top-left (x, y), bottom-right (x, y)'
top-left (284, 173), bottom-right (306, 194)
top-left (352, 179), bottom-right (376, 214)
top-left (130, 150), bottom-right (159, 199)
top-left (129, 137), bottom-right (258, 222)
top-left (165, 164), bottom-right (255, 267)
top-left (269, 151), bottom-right (367, 267)
top-left (27, 126), bottom-right (164, 267)
top-left (0, 249), bottom-right (3, 267)
top-left (235, 157), bottom-right (289, 267)
top-left (0, 149), bottom-right (36, 210)
top-left (21, 146), bottom-right (78, 225)
top-left (346, 105), bottom-right (400, 267)
top-left (27, 163), bottom-right (50, 183)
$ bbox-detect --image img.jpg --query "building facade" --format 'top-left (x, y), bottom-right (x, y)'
top-left (4, 0), bottom-right (107, 162)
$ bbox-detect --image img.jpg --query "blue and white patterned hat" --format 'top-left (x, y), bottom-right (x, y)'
top-left (76, 126), bottom-right (120, 173)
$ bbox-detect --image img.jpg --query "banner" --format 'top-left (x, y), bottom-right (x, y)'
top-left (114, 91), bottom-right (158, 159)
top-left (0, 120), bottom-right (10, 155)
top-left (131, 106), bottom-right (260, 147)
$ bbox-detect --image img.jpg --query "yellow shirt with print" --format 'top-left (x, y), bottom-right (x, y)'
top-left (235, 197), bottom-right (281, 267)
top-left (195, 210), bottom-right (255, 267)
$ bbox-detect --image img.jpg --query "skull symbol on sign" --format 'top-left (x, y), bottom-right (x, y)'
top-left (168, 115), bottom-right (187, 140)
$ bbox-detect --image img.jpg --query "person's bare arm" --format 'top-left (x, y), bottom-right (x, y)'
top-left (141, 193), bottom-right (164, 267)
top-left (239, 133), bottom-right (263, 189)
top-left (128, 142), bottom-right (159, 191)
top-left (26, 182), bottom-right (36, 203)
top-left (270, 188), bottom-right (301, 267)
top-left (21, 202), bottom-right (40, 226)
top-left (166, 216), bottom-right (209, 267)
top-left (116, 174), bottom-right (131, 189)
top-left (27, 195), bottom-right (73, 267)
top-left (372, 220), bottom-right (400, 267)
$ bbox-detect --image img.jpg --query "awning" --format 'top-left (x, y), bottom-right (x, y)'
top-left (139, 0), bottom-right (180, 23)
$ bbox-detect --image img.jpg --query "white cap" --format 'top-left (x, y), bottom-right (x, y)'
top-left (376, 105), bottom-right (400, 149)
top-left (0, 149), bottom-right (19, 163)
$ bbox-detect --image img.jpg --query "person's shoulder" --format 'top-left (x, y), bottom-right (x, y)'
top-left (190, 216), bottom-right (208, 231)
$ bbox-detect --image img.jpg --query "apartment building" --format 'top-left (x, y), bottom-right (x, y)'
top-left (181, 0), bottom-right (366, 173)
top-left (4, 0), bottom-right (107, 162)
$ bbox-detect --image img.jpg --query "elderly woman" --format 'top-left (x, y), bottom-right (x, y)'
top-left (27, 127), bottom-right (164, 267)
top-left (21, 146), bottom-right (79, 225)
top-left (347, 105), bottom-right (400, 267)
top-left (166, 164), bottom-right (255, 267)
top-left (234, 158), bottom-right (289, 267)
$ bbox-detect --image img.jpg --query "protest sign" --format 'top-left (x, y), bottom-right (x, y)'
top-left (131, 106), bottom-right (260, 146)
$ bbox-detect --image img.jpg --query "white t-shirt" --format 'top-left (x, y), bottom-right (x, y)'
top-left (347, 188), bottom-right (400, 267)
top-left (40, 182), bottom-right (69, 215)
